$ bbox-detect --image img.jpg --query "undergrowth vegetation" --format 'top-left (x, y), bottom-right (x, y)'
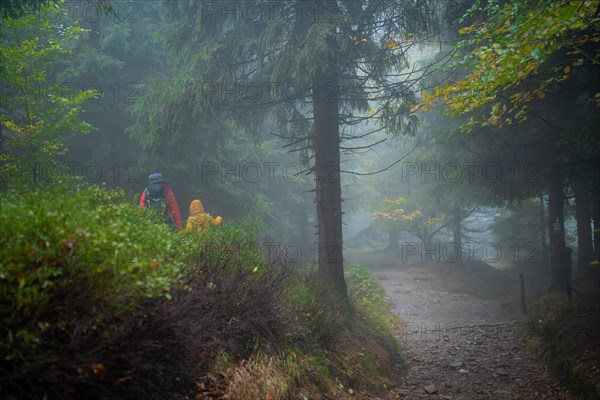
top-left (527, 292), bottom-right (600, 399)
top-left (0, 182), bottom-right (403, 400)
top-left (346, 265), bottom-right (400, 348)
top-left (0, 182), bottom-right (199, 398)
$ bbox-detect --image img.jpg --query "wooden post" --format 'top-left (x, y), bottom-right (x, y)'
top-left (519, 273), bottom-right (527, 314)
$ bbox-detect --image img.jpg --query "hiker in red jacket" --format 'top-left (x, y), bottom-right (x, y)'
top-left (139, 172), bottom-right (183, 231)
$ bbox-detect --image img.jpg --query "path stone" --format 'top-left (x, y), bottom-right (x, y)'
top-left (423, 384), bottom-right (437, 394)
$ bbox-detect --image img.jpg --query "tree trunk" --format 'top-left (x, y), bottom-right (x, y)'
top-left (591, 186), bottom-right (600, 288)
top-left (386, 228), bottom-right (399, 251)
top-left (313, 37), bottom-right (348, 303)
top-left (299, 191), bottom-right (310, 263)
top-left (572, 179), bottom-right (594, 279)
top-left (424, 235), bottom-right (433, 262)
top-left (539, 194), bottom-right (549, 270)
top-left (548, 175), bottom-right (569, 289)
top-left (452, 206), bottom-right (463, 266)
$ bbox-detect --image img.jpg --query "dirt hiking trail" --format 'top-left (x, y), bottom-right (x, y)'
top-left (370, 259), bottom-right (579, 400)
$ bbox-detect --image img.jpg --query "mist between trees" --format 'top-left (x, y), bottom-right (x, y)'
top-left (266, 240), bottom-right (544, 265)
top-left (2, 0), bottom-right (599, 324)
top-left (1, 81), bottom-right (139, 104)
top-left (12, 237), bottom-right (544, 268)
top-left (11, 159), bottom-right (544, 186)
top-left (2, 0), bottom-right (599, 398)
top-left (17, 1), bottom-right (441, 26)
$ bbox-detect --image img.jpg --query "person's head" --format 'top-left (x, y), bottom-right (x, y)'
top-left (189, 199), bottom-right (204, 214)
top-left (148, 172), bottom-right (166, 184)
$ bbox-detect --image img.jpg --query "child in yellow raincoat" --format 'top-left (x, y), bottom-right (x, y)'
top-left (185, 199), bottom-right (222, 234)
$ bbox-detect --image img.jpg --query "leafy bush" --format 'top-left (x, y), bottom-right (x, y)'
top-left (0, 183), bottom-right (403, 399)
top-left (63, 259), bottom-right (292, 400)
top-left (0, 181), bottom-right (197, 396)
top-left (183, 257), bottom-right (291, 361)
top-left (345, 265), bottom-right (400, 346)
top-left (282, 267), bottom-right (349, 351)
top-left (280, 265), bottom-right (399, 353)
top-left (0, 183), bottom-right (296, 399)
top-left (191, 220), bottom-right (266, 273)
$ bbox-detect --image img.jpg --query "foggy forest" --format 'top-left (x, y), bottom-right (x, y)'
top-left (1, 0), bottom-right (599, 399)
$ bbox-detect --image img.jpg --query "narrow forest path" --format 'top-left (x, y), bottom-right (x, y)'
top-left (372, 261), bottom-right (579, 400)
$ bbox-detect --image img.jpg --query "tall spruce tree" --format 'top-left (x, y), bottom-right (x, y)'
top-left (131, 1), bottom-right (441, 302)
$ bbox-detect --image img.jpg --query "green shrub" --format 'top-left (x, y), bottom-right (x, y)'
top-left (191, 219), bottom-right (266, 273)
top-left (0, 181), bottom-right (197, 387)
top-left (0, 183), bottom-right (404, 399)
top-left (345, 265), bottom-right (400, 346)
top-left (282, 267), bottom-right (349, 350)
top-left (280, 265), bottom-right (400, 353)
